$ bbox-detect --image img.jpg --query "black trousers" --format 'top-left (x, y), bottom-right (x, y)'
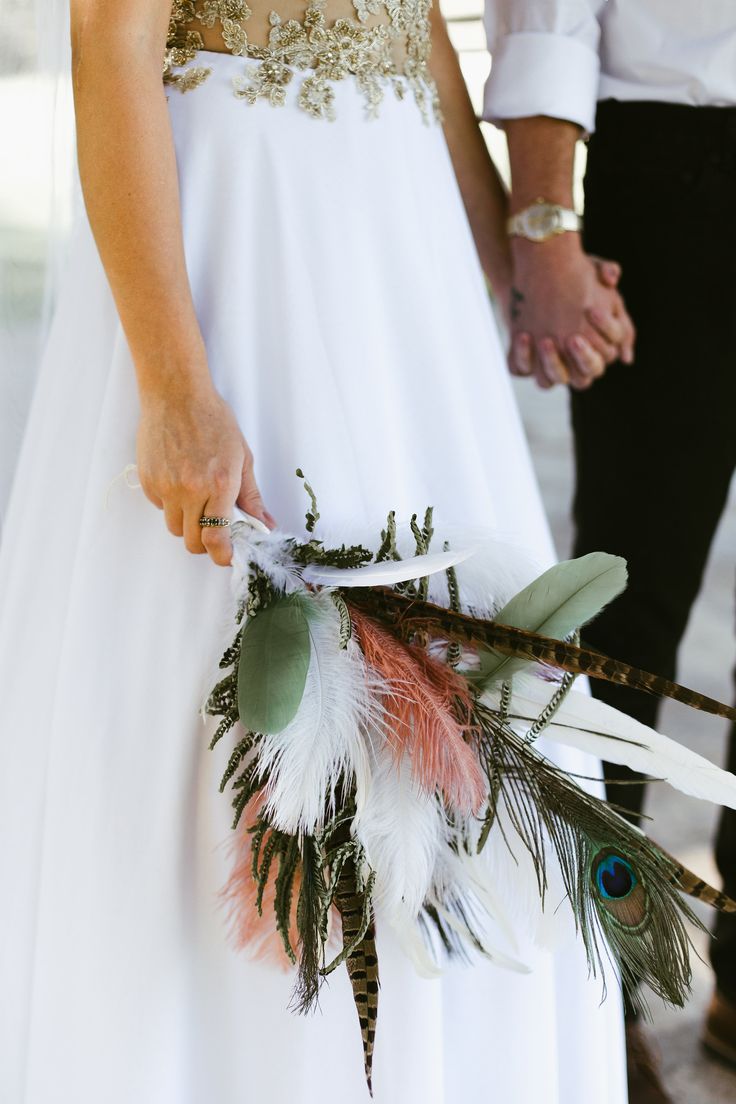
top-left (572, 100), bottom-right (736, 1005)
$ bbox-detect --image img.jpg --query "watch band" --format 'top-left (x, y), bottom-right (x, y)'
top-left (507, 199), bottom-right (582, 243)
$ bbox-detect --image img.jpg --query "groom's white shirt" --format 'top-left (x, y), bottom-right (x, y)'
top-left (483, 1), bottom-right (736, 133)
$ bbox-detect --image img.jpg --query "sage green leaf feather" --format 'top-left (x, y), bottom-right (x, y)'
top-left (479, 552), bottom-right (627, 687)
top-left (237, 593), bottom-right (312, 734)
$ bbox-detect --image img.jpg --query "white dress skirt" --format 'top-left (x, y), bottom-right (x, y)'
top-left (0, 53), bottom-right (626, 1104)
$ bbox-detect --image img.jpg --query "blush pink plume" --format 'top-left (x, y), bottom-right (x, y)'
top-left (349, 607), bottom-right (485, 815)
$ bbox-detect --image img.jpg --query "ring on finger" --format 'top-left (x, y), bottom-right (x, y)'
top-left (199, 516), bottom-right (231, 528)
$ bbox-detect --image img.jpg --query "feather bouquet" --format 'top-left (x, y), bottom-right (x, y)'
top-left (204, 472), bottom-right (736, 1092)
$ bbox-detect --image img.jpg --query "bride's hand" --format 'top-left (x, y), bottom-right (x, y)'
top-left (136, 384), bottom-right (275, 567)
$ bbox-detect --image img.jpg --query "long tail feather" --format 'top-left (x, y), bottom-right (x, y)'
top-left (332, 849), bottom-right (379, 1094)
top-left (347, 588), bottom-right (736, 723)
top-left (491, 673), bottom-right (736, 810)
top-left (656, 848), bottom-right (736, 914)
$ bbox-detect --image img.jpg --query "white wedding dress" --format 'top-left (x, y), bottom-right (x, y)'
top-left (0, 38), bottom-right (626, 1104)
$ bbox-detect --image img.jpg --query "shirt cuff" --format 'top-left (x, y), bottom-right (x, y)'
top-left (482, 32), bottom-right (600, 133)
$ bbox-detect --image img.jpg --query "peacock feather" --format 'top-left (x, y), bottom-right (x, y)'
top-left (471, 698), bottom-right (706, 1011)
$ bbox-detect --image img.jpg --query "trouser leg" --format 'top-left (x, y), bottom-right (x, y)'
top-left (573, 100), bottom-right (736, 1010)
top-left (712, 662), bottom-right (736, 1001)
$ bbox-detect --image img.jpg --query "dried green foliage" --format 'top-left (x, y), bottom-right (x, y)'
top-left (375, 509), bottom-right (399, 563)
top-left (296, 467), bottom-right (321, 534)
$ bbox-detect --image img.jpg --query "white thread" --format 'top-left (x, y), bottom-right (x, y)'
top-left (104, 463), bottom-right (141, 510)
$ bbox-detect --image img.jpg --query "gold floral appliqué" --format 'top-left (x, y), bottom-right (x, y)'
top-left (164, 0), bottom-right (440, 121)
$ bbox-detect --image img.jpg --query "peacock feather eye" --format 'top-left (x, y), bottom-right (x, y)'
top-left (592, 848), bottom-right (649, 931)
top-left (596, 852), bottom-right (636, 899)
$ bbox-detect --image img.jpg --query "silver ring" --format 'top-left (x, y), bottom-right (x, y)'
top-left (199, 516), bottom-right (231, 528)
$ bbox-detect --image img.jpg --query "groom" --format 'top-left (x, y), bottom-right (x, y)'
top-left (483, 2), bottom-right (736, 1103)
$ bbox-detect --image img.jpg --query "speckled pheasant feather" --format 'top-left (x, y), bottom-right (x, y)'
top-left (663, 853), bottom-right (736, 914)
top-left (346, 587), bottom-right (736, 723)
top-left (333, 849), bottom-right (380, 1093)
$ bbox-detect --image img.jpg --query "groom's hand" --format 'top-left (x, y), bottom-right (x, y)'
top-left (508, 234), bottom-right (636, 390)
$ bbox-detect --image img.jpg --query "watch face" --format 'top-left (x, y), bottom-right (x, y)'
top-left (525, 204), bottom-right (560, 242)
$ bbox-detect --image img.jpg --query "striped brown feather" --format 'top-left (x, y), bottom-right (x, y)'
top-left (333, 855), bottom-right (380, 1094)
top-left (659, 852), bottom-right (736, 914)
top-left (345, 588), bottom-right (736, 724)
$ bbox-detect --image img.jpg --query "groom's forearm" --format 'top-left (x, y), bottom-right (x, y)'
top-left (500, 114), bottom-right (635, 383)
top-left (505, 115), bottom-right (580, 214)
top-left (504, 114), bottom-right (585, 283)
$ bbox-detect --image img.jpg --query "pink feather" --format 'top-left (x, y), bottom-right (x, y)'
top-left (349, 607), bottom-right (485, 815)
top-left (220, 794), bottom-right (342, 967)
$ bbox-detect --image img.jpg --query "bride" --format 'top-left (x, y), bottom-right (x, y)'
top-left (0, 0), bottom-right (626, 1100)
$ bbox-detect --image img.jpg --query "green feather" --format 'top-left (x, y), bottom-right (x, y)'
top-left (237, 593), bottom-right (312, 735)
top-left (478, 552), bottom-right (628, 686)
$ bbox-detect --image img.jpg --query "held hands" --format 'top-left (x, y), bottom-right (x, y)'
top-left (507, 235), bottom-right (635, 390)
top-left (136, 382), bottom-right (276, 566)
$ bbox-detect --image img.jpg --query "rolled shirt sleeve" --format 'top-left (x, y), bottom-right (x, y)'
top-left (483, 1), bottom-right (604, 132)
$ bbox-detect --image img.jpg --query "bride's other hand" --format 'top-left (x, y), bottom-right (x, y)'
top-left (137, 384), bottom-right (274, 567)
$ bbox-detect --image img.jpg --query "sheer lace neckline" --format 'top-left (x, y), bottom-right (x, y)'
top-left (164, 0), bottom-right (440, 122)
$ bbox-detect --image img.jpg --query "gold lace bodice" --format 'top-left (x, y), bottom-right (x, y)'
top-left (164, 0), bottom-right (440, 122)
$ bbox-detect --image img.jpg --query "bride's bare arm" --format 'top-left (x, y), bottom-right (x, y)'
top-left (429, 8), bottom-right (511, 318)
top-left (71, 0), bottom-right (273, 564)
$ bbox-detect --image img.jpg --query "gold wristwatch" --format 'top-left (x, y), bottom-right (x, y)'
top-left (507, 198), bottom-right (582, 243)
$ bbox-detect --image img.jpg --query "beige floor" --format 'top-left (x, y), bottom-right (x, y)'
top-left (514, 377), bottom-right (736, 1104)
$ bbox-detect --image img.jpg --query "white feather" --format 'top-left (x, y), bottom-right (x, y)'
top-left (353, 738), bottom-right (444, 921)
top-left (257, 592), bottom-right (380, 834)
top-left (230, 518), bottom-right (539, 620)
top-left (400, 928), bottom-right (445, 978)
top-left (423, 838), bottom-right (535, 971)
top-left (353, 746), bottom-right (535, 975)
top-left (465, 804), bottom-right (576, 954)
top-left (302, 546), bottom-right (475, 587)
top-left (426, 530), bottom-right (543, 617)
top-left (427, 899), bottom-right (531, 973)
top-left (428, 805), bottom-right (571, 961)
top-left (231, 529), bottom-right (304, 600)
top-left (232, 507), bottom-right (270, 534)
top-left (388, 916), bottom-right (444, 979)
top-left (490, 672), bottom-right (736, 810)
